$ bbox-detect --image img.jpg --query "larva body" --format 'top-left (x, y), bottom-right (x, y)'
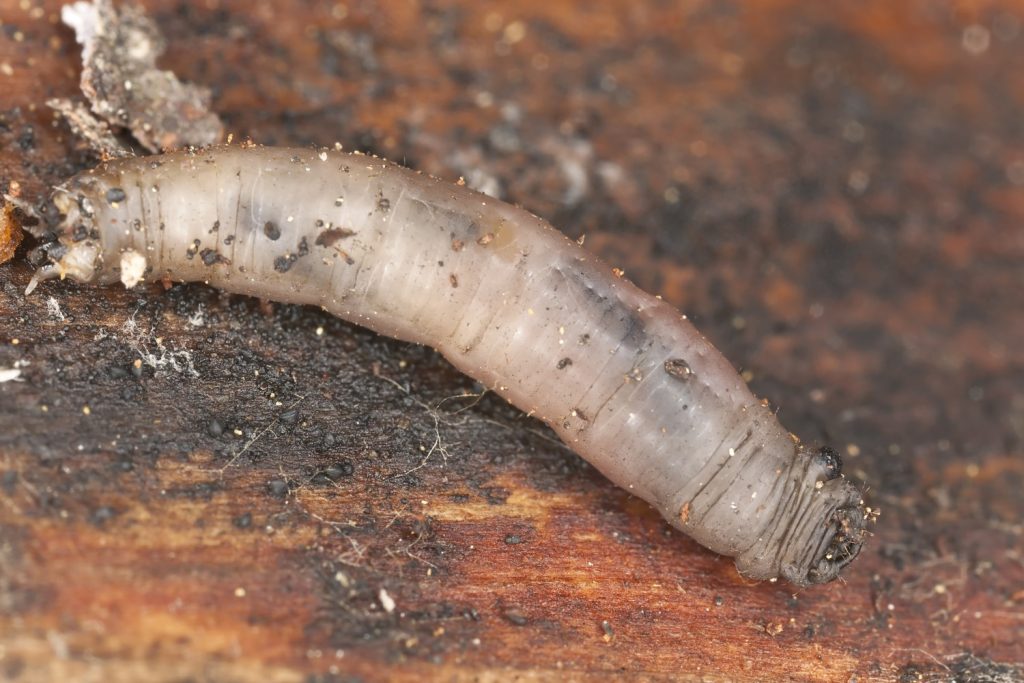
top-left (35, 146), bottom-right (865, 586)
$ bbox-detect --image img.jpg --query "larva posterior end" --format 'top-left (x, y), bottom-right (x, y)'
top-left (805, 503), bottom-right (866, 585)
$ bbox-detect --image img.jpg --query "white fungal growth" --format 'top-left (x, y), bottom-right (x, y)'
top-left (119, 248), bottom-right (147, 288)
top-left (31, 146), bottom-right (867, 586)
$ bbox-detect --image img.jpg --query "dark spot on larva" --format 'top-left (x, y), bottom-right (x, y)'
top-left (105, 187), bottom-right (126, 204)
top-left (377, 195), bottom-right (390, 213)
top-left (159, 222), bottom-right (165, 231)
top-left (185, 239), bottom-right (201, 260)
top-left (337, 250), bottom-right (355, 265)
top-left (223, 234), bottom-right (235, 245)
top-left (315, 227), bottom-right (356, 247)
top-left (817, 446), bottom-right (843, 480)
top-left (477, 232), bottom-right (495, 246)
top-left (315, 219), bottom-right (324, 228)
top-left (557, 358), bottom-right (572, 369)
top-left (131, 218), bottom-right (142, 231)
top-left (77, 195), bottom-right (94, 217)
top-left (274, 254), bottom-right (297, 272)
top-left (451, 238), bottom-right (464, 251)
top-left (449, 273), bottom-right (459, 288)
top-left (200, 248), bottom-right (228, 266)
top-left (579, 333), bottom-right (591, 345)
top-left (290, 155), bottom-right (303, 164)
top-left (148, 160), bottom-right (163, 169)
top-left (209, 220), bottom-right (220, 234)
top-left (664, 358), bottom-right (693, 380)
top-left (574, 408), bottom-right (588, 422)
top-left (297, 236), bottom-right (309, 257)
top-left (264, 221), bottom-right (281, 240)
top-left (437, 260), bottom-right (445, 267)
top-left (72, 224), bottom-right (88, 242)
top-left (334, 196), bottom-right (344, 206)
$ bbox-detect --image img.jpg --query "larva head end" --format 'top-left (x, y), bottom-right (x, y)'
top-left (25, 186), bottom-right (106, 294)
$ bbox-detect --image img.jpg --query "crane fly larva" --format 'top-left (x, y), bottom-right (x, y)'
top-left (28, 145), bottom-right (867, 587)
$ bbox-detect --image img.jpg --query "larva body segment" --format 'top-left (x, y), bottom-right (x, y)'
top-left (36, 146), bottom-right (865, 586)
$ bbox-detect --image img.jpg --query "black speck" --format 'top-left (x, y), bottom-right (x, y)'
top-left (264, 221), bottom-right (281, 240)
top-left (714, 595), bottom-right (724, 606)
top-left (556, 357), bottom-right (572, 369)
top-left (209, 220), bottom-right (220, 233)
top-left (105, 187), bottom-right (127, 204)
top-left (274, 254), bottom-right (297, 272)
top-left (314, 460), bottom-right (355, 484)
top-left (267, 479), bottom-right (289, 498)
top-left (18, 125), bottom-right (34, 151)
top-left (579, 333), bottom-right (591, 345)
top-left (377, 196), bottom-right (390, 213)
top-left (816, 446), bottom-right (843, 480)
top-left (223, 234), bottom-right (235, 245)
top-left (185, 239), bottom-right (201, 259)
top-left (207, 419), bottom-right (224, 437)
top-left (200, 248), bottom-right (227, 266)
top-left (297, 236), bottom-right (309, 257)
top-left (233, 512), bottom-right (252, 529)
top-left (504, 534), bottom-right (522, 545)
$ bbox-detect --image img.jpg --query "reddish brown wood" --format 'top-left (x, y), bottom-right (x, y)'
top-left (1, 1), bottom-right (1022, 681)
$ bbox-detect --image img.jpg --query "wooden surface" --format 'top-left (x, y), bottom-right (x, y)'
top-left (2, 1), bottom-right (1023, 681)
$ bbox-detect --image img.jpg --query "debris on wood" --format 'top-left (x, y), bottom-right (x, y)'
top-left (60, 0), bottom-right (223, 152)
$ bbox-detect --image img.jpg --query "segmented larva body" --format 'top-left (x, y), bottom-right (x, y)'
top-left (35, 146), bottom-right (865, 586)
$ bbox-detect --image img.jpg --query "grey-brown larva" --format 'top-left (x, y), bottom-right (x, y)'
top-left (29, 145), bottom-right (867, 587)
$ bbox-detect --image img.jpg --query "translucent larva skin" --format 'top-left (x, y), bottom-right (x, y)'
top-left (38, 146), bottom-right (865, 586)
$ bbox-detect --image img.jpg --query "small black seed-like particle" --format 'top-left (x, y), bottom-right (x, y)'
top-left (297, 236), bottom-right (309, 257)
top-left (264, 221), bottom-right (281, 240)
top-left (377, 196), bottom-right (391, 213)
top-left (223, 234), bottom-right (235, 245)
top-left (556, 357), bottom-right (572, 369)
top-left (105, 187), bottom-right (127, 204)
top-left (200, 248), bottom-right (227, 266)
